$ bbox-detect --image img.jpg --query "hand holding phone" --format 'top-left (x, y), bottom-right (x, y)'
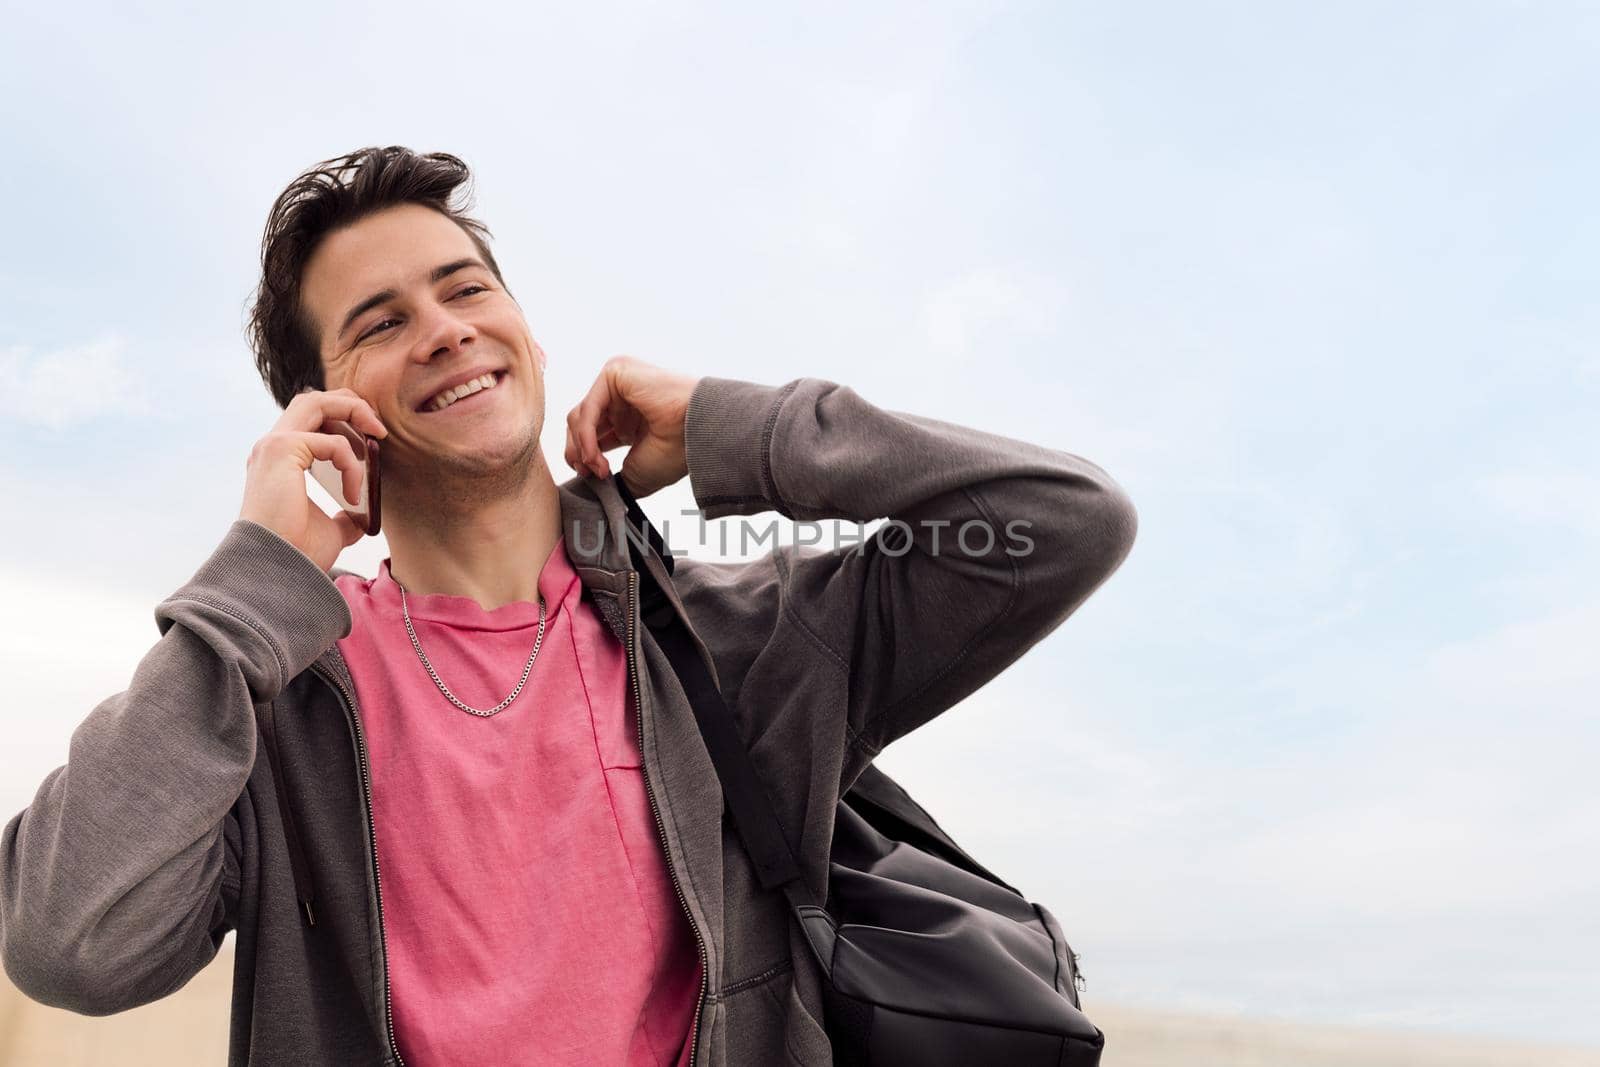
top-left (238, 387), bottom-right (387, 574)
top-left (308, 419), bottom-right (381, 536)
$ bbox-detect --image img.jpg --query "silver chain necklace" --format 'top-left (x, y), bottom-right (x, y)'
top-left (395, 576), bottom-right (547, 718)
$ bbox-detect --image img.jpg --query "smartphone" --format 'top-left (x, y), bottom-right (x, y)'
top-left (308, 419), bottom-right (381, 535)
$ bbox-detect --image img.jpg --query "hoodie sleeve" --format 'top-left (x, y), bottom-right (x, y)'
top-left (0, 519), bottom-right (351, 1015)
top-left (683, 376), bottom-right (1138, 759)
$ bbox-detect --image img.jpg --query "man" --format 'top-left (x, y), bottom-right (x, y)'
top-left (0, 146), bottom-right (1138, 1066)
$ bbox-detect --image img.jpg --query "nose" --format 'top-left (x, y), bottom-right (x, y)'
top-left (412, 298), bottom-right (478, 362)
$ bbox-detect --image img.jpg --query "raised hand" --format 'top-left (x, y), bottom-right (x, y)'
top-left (564, 356), bottom-right (700, 498)
top-left (238, 387), bottom-right (389, 572)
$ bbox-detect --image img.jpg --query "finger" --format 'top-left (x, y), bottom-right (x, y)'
top-left (267, 428), bottom-right (361, 474)
top-left (319, 431), bottom-right (364, 505)
top-left (564, 423), bottom-right (586, 476)
top-left (606, 391), bottom-right (639, 445)
top-left (282, 387), bottom-right (387, 441)
top-left (284, 430), bottom-right (364, 501)
top-left (572, 374), bottom-right (615, 477)
top-left (589, 419), bottom-right (615, 478)
top-left (344, 451), bottom-right (365, 507)
top-left (574, 374), bottom-right (611, 469)
top-left (283, 387), bottom-right (388, 441)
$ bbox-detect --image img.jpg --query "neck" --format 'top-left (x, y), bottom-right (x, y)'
top-left (382, 448), bottom-right (564, 613)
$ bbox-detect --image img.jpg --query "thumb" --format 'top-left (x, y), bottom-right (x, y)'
top-left (335, 509), bottom-right (366, 549)
top-left (616, 454), bottom-right (653, 500)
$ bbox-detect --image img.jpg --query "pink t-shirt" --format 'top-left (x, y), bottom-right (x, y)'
top-left (333, 536), bottom-right (702, 1066)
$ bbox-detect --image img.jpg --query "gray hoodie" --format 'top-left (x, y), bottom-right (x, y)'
top-left (1, 375), bottom-right (1138, 1066)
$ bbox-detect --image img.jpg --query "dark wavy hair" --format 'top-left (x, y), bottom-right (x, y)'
top-left (246, 146), bottom-right (510, 409)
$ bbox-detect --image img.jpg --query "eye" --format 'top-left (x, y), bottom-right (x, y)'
top-left (356, 286), bottom-right (488, 343)
top-left (358, 317), bottom-right (399, 342)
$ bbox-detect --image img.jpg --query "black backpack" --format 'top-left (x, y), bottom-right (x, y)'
top-left (615, 478), bottom-right (1106, 1066)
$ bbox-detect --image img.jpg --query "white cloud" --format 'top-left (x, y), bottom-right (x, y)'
top-left (0, 335), bottom-right (153, 429)
top-left (0, 565), bottom-right (158, 819)
top-left (1222, 599), bottom-right (1600, 915)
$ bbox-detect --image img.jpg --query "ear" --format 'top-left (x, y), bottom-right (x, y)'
top-left (534, 340), bottom-right (547, 372)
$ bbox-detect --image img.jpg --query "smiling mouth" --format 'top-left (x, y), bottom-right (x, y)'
top-left (419, 370), bottom-right (509, 414)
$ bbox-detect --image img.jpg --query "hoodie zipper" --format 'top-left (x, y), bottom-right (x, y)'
top-left (310, 660), bottom-right (408, 1067)
top-left (301, 572), bottom-right (701, 1067)
top-left (628, 569), bottom-right (710, 1067)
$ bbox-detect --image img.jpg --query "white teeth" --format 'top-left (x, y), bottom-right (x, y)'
top-left (428, 373), bottom-right (499, 411)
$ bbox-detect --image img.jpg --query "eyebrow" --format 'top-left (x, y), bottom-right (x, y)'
top-left (335, 258), bottom-right (488, 342)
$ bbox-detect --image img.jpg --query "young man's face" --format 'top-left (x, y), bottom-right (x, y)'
top-left (301, 202), bottom-right (547, 484)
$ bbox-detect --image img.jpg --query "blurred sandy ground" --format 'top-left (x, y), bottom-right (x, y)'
top-left (4, 943), bottom-right (1597, 1065)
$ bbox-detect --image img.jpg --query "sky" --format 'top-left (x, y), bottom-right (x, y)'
top-left (2, 0), bottom-right (1597, 1048)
